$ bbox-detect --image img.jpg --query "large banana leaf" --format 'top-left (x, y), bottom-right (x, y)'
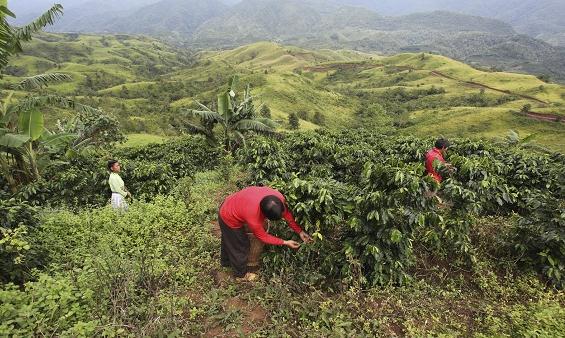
top-left (229, 75), bottom-right (239, 97)
top-left (217, 92), bottom-right (231, 121)
top-left (19, 109), bottom-right (44, 140)
top-left (234, 119), bottom-right (273, 133)
top-left (41, 132), bottom-right (77, 148)
top-left (14, 73), bottom-right (72, 90)
top-left (0, 133), bottom-right (30, 147)
top-left (14, 95), bottom-right (101, 115)
top-left (186, 109), bottom-right (223, 123)
top-left (14, 4), bottom-right (63, 42)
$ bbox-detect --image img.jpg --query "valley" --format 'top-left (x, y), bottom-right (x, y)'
top-left (6, 34), bottom-right (565, 151)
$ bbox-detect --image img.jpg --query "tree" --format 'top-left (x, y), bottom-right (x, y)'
top-left (520, 104), bottom-right (532, 113)
top-left (260, 104), bottom-right (271, 118)
top-left (297, 110), bottom-right (309, 121)
top-left (180, 76), bottom-right (276, 151)
top-left (288, 112), bottom-right (300, 130)
top-left (119, 85), bottom-right (129, 98)
top-left (313, 111), bottom-right (325, 126)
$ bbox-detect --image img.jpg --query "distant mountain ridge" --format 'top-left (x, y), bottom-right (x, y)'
top-left (190, 0), bottom-right (565, 82)
top-left (330, 0), bottom-right (565, 47)
top-left (10, 0), bottom-right (565, 82)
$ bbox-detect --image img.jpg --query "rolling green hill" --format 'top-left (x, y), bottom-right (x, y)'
top-left (5, 35), bottom-right (565, 151)
top-left (191, 1), bottom-right (565, 82)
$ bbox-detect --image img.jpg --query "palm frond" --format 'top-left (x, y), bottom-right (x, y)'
top-left (194, 100), bottom-right (213, 112)
top-left (14, 95), bottom-right (101, 115)
top-left (14, 4), bottom-right (63, 42)
top-left (41, 132), bottom-right (77, 147)
top-left (233, 130), bottom-right (247, 147)
top-left (520, 133), bottom-right (537, 144)
top-left (180, 121), bottom-right (213, 136)
top-left (14, 73), bottom-right (72, 90)
top-left (234, 119), bottom-right (274, 133)
top-left (0, 133), bottom-right (30, 148)
top-left (0, 6), bottom-right (17, 70)
top-left (255, 117), bottom-right (278, 128)
top-left (186, 109), bottom-right (224, 123)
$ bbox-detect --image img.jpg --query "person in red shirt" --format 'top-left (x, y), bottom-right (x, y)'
top-left (425, 138), bottom-right (451, 183)
top-left (218, 186), bottom-right (312, 281)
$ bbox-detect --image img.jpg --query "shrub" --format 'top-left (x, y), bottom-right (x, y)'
top-left (0, 274), bottom-right (99, 337)
top-left (240, 131), bottom-right (565, 287)
top-left (0, 199), bottom-right (41, 284)
top-left (24, 136), bottom-right (221, 208)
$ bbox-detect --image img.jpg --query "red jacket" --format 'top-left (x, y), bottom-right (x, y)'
top-left (219, 187), bottom-right (303, 245)
top-left (425, 148), bottom-right (446, 183)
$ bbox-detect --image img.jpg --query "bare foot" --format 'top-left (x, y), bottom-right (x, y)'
top-left (236, 272), bottom-right (258, 282)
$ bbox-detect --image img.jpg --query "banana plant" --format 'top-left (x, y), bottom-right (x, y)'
top-left (0, 3), bottom-right (63, 71)
top-left (180, 76), bottom-right (276, 151)
top-left (0, 4), bottom-right (116, 192)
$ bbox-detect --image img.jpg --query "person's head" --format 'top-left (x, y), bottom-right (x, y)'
top-left (107, 160), bottom-right (120, 173)
top-left (434, 138), bottom-right (450, 155)
top-left (260, 195), bottom-right (285, 221)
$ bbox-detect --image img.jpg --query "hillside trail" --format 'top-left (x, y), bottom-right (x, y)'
top-left (429, 70), bottom-right (550, 106)
top-left (524, 111), bottom-right (565, 123)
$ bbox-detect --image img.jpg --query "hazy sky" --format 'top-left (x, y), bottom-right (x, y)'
top-left (9, 0), bottom-right (161, 15)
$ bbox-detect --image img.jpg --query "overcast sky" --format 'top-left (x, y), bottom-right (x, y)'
top-left (9, 0), bottom-right (161, 15)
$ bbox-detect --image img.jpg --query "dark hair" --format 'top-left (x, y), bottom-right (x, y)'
top-left (107, 160), bottom-right (118, 172)
top-left (435, 138), bottom-right (450, 150)
top-left (260, 195), bottom-right (285, 221)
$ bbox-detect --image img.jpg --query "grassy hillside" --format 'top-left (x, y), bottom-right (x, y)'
top-left (170, 42), bottom-right (565, 150)
top-left (5, 35), bottom-right (565, 151)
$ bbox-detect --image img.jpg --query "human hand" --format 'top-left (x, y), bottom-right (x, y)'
top-left (283, 240), bottom-right (301, 249)
top-left (299, 231), bottom-right (313, 243)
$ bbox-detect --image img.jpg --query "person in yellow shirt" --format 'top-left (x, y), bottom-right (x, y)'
top-left (107, 160), bottom-right (131, 210)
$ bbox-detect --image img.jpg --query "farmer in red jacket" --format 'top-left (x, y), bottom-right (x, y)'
top-left (425, 138), bottom-right (453, 183)
top-left (218, 186), bottom-right (312, 281)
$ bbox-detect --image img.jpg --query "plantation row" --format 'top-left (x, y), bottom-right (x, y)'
top-left (237, 130), bottom-right (565, 287)
top-left (2, 131), bottom-right (564, 335)
top-left (4, 131), bottom-right (563, 288)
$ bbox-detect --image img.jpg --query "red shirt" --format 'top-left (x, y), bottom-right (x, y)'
top-left (425, 148), bottom-right (446, 183)
top-left (219, 187), bottom-right (303, 246)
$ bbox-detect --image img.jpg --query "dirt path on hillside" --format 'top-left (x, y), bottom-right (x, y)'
top-left (430, 71), bottom-right (550, 106)
top-left (525, 111), bottom-right (565, 123)
top-left (304, 62), bottom-right (380, 72)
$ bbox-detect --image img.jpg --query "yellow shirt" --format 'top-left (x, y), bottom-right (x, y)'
top-left (108, 172), bottom-right (128, 198)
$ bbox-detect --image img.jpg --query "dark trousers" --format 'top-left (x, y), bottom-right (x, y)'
top-left (219, 214), bottom-right (250, 278)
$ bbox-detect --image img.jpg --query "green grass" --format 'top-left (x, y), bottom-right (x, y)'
top-left (119, 133), bottom-right (169, 148)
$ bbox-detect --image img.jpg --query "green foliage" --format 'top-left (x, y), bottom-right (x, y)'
top-left (180, 76), bottom-right (275, 151)
top-left (239, 131), bottom-right (565, 287)
top-left (24, 135), bottom-right (221, 207)
top-left (260, 104), bottom-right (271, 118)
top-left (288, 112), bottom-right (299, 130)
top-left (27, 179), bottom-right (221, 335)
top-left (0, 198), bottom-right (40, 284)
top-left (0, 274), bottom-right (99, 337)
top-left (313, 111), bottom-right (326, 126)
top-left (0, 4), bottom-right (63, 71)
